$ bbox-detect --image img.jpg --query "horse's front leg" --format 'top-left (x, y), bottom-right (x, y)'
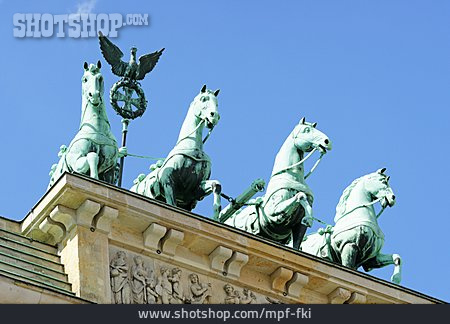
top-left (67, 140), bottom-right (99, 179)
top-left (266, 192), bottom-right (306, 222)
top-left (200, 180), bottom-right (222, 220)
top-left (86, 152), bottom-right (99, 179)
top-left (71, 152), bottom-right (99, 179)
top-left (362, 253), bottom-right (402, 284)
top-left (265, 191), bottom-right (313, 249)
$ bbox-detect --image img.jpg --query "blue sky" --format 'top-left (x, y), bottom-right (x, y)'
top-left (0, 0), bottom-right (449, 302)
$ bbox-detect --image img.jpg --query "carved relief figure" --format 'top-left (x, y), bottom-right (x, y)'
top-left (156, 267), bottom-right (173, 304)
top-left (170, 267), bottom-right (185, 304)
top-left (145, 269), bottom-right (158, 304)
top-left (266, 297), bottom-right (283, 304)
top-left (131, 256), bottom-right (149, 304)
top-left (188, 273), bottom-right (212, 304)
top-left (110, 251), bottom-right (272, 305)
top-left (110, 251), bottom-right (131, 304)
top-left (223, 284), bottom-right (240, 304)
top-left (240, 288), bottom-right (256, 304)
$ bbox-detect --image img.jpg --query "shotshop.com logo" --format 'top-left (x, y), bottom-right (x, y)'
top-left (13, 13), bottom-right (149, 38)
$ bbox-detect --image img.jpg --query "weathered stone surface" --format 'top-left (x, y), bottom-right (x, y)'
top-left (328, 287), bottom-right (351, 304)
top-left (108, 246), bottom-right (265, 304)
top-left (270, 267), bottom-right (293, 294)
top-left (346, 292), bottom-right (367, 304)
top-left (161, 229), bottom-right (184, 256)
top-left (13, 174), bottom-right (443, 304)
top-left (0, 276), bottom-right (87, 304)
top-left (143, 223), bottom-right (167, 251)
top-left (225, 251), bottom-right (249, 279)
top-left (286, 272), bottom-right (309, 298)
top-left (209, 246), bottom-right (233, 274)
top-left (60, 226), bottom-right (111, 303)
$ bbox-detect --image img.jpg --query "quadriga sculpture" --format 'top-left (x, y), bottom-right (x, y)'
top-left (49, 61), bottom-right (123, 188)
top-left (131, 85), bottom-right (222, 218)
top-left (300, 169), bottom-right (402, 283)
top-left (222, 118), bottom-right (332, 249)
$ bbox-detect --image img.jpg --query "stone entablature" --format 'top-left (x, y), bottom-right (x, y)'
top-left (18, 173), bottom-right (442, 304)
top-left (108, 247), bottom-right (274, 304)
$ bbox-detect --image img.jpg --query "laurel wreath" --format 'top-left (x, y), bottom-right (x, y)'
top-left (110, 79), bottom-right (147, 119)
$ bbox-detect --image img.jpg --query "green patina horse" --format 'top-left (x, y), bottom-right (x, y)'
top-left (131, 85), bottom-right (222, 218)
top-left (48, 61), bottom-right (120, 188)
top-left (300, 169), bottom-right (402, 284)
top-left (223, 118), bottom-right (332, 249)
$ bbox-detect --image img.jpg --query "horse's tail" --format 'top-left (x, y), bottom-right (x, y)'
top-left (130, 170), bottom-right (161, 199)
top-left (223, 204), bottom-right (260, 234)
top-left (300, 227), bottom-right (333, 259)
top-left (300, 232), bottom-right (321, 254)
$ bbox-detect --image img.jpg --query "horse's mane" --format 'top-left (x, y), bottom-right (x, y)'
top-left (335, 175), bottom-right (365, 217)
top-left (335, 172), bottom-right (385, 220)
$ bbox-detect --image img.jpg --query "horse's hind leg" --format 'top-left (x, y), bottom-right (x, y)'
top-left (200, 180), bottom-right (222, 220)
top-left (341, 243), bottom-right (359, 269)
top-left (159, 167), bottom-right (177, 206)
top-left (70, 153), bottom-right (99, 178)
top-left (67, 140), bottom-right (99, 179)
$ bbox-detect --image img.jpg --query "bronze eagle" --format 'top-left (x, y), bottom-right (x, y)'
top-left (98, 31), bottom-right (164, 81)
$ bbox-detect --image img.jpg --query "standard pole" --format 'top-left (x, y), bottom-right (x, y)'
top-left (118, 118), bottom-right (129, 187)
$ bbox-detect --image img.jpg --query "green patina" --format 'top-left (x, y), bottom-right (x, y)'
top-left (43, 35), bottom-right (405, 282)
top-left (48, 61), bottom-right (122, 188)
top-left (222, 118), bottom-right (332, 250)
top-left (301, 169), bottom-right (402, 284)
top-left (131, 85), bottom-right (223, 219)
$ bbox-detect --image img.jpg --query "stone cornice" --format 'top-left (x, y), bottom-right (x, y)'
top-left (20, 172), bottom-right (443, 304)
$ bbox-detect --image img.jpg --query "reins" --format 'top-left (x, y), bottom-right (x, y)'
top-left (271, 148), bottom-right (325, 179)
top-left (271, 126), bottom-right (328, 179)
top-left (309, 197), bottom-right (387, 237)
top-left (339, 197), bottom-right (387, 219)
top-left (271, 148), bottom-right (318, 177)
top-left (125, 116), bottom-right (214, 163)
top-left (305, 152), bottom-right (325, 179)
top-left (175, 111), bottom-right (216, 146)
top-left (175, 117), bottom-right (206, 145)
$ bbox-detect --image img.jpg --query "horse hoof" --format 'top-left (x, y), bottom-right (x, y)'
top-left (391, 273), bottom-right (401, 284)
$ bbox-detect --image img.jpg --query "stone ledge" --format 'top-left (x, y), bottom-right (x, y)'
top-left (0, 274), bottom-right (90, 304)
top-left (18, 173), bottom-right (444, 304)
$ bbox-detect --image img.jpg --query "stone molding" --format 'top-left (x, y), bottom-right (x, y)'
top-left (34, 199), bottom-right (118, 245)
top-left (328, 287), bottom-right (351, 304)
top-left (209, 246), bottom-right (233, 274)
top-left (18, 173), bottom-right (442, 304)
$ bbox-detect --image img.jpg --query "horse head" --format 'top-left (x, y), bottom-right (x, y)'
top-left (292, 117), bottom-right (332, 154)
top-left (82, 61), bottom-right (104, 107)
top-left (363, 168), bottom-right (396, 208)
top-left (190, 84), bottom-right (220, 129)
